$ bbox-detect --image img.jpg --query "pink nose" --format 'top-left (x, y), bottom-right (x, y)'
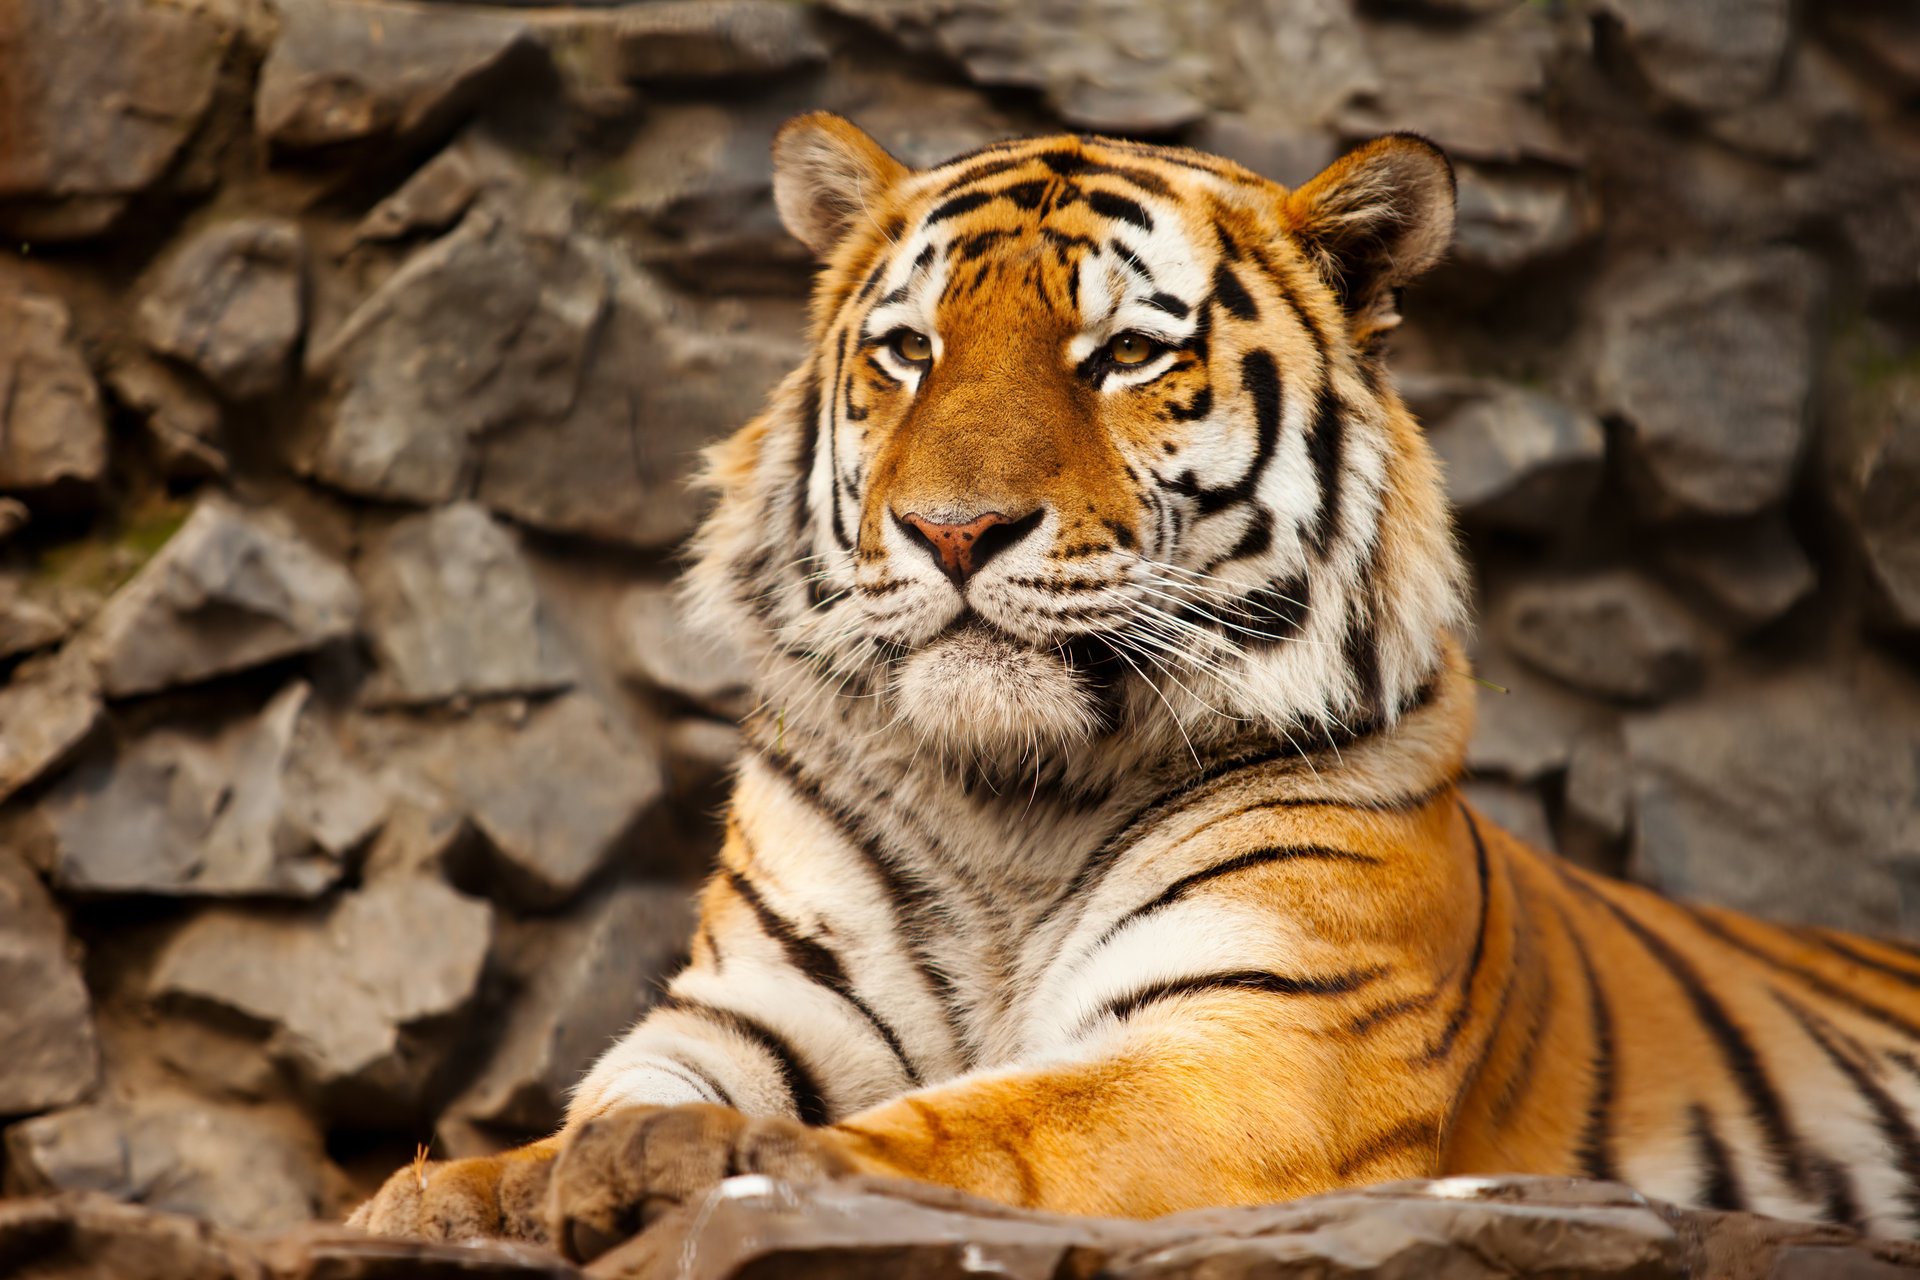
top-left (897, 510), bottom-right (1013, 585)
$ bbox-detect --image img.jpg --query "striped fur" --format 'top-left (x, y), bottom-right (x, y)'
top-left (354, 119), bottom-right (1920, 1247)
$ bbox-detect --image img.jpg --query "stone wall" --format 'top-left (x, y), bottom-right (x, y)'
top-left (1, 0), bottom-right (1918, 1236)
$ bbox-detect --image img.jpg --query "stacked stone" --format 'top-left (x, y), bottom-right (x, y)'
top-left (0, 0), bottom-right (1916, 1243)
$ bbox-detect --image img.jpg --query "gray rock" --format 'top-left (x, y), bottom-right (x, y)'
top-left (0, 649), bottom-right (104, 806)
top-left (1452, 165), bottom-right (1591, 272)
top-left (439, 882), bottom-right (694, 1154)
top-left (353, 144), bottom-right (483, 244)
top-left (1590, 250), bottom-right (1822, 518)
top-left (42, 681), bottom-right (385, 898)
top-left (101, 355), bottom-right (227, 480)
top-left (1828, 368), bottom-right (1920, 632)
top-left (86, 499), bottom-right (361, 699)
top-left (310, 209), bottom-right (605, 506)
top-left (1498, 572), bottom-right (1707, 704)
top-left (0, 0), bottom-right (233, 240)
top-left (256, 0), bottom-right (536, 152)
top-left (1657, 517), bottom-right (1815, 632)
top-left (428, 693), bottom-right (667, 909)
top-left (614, 582), bottom-right (750, 708)
top-left (138, 218), bottom-right (305, 402)
top-left (1566, 726), bottom-right (1632, 841)
top-left (475, 280), bottom-right (805, 549)
top-left (0, 575), bottom-right (72, 661)
top-left (1466, 649), bottom-right (1599, 784)
top-left (1624, 657), bottom-right (1920, 938)
top-left (581, 0), bottom-right (830, 82)
top-left (1822, 2), bottom-right (1920, 93)
top-left (1431, 385), bottom-right (1605, 534)
top-left (150, 874), bottom-right (491, 1122)
top-left (0, 288), bottom-right (109, 495)
top-left (3, 1095), bottom-right (335, 1233)
top-left (664, 717), bottom-right (743, 797)
top-left (359, 503), bottom-right (578, 705)
top-left (0, 848), bottom-right (100, 1116)
top-left (1599, 0), bottom-right (1791, 112)
top-left (1460, 779), bottom-right (1557, 852)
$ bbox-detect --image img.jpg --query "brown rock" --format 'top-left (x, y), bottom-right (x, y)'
top-left (0, 648), bottom-right (104, 806)
top-left (614, 583), bottom-right (750, 709)
top-left (138, 218), bottom-right (306, 402)
top-left (0, 574), bottom-right (72, 661)
top-left (87, 500), bottom-right (361, 699)
top-left (0, 288), bottom-right (109, 495)
top-left (102, 354), bottom-right (228, 480)
top-left (1452, 164), bottom-right (1592, 272)
top-left (150, 875), bottom-right (491, 1122)
top-left (1828, 367), bottom-right (1920, 633)
top-left (0, 848), bottom-right (100, 1116)
top-left (0, 0), bottom-right (233, 240)
top-left (353, 144), bottom-right (484, 244)
top-left (1599, 0), bottom-right (1791, 112)
top-left (0, 1193), bottom-right (266, 1280)
top-left (257, 0), bottom-right (536, 153)
top-left (581, 0), bottom-right (830, 82)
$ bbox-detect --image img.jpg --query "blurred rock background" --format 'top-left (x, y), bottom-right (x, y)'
top-left (0, 0), bottom-right (1917, 1235)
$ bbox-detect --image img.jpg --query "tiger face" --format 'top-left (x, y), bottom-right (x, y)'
top-left (692, 116), bottom-right (1469, 765)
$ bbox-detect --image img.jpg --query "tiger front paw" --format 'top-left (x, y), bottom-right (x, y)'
top-left (347, 1138), bottom-right (563, 1245)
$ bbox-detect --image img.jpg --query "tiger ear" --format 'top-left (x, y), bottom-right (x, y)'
top-left (772, 112), bottom-right (910, 258)
top-left (1283, 134), bottom-right (1455, 323)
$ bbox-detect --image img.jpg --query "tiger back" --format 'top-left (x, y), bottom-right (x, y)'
top-left (350, 116), bottom-right (1920, 1253)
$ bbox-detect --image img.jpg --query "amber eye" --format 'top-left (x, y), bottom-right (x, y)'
top-left (890, 330), bottom-right (933, 363)
top-left (1108, 332), bottom-right (1157, 365)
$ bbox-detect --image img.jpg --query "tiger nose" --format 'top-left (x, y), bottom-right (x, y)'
top-left (894, 509), bottom-right (1041, 586)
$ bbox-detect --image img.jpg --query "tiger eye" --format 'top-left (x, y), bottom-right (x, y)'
top-left (892, 330), bottom-right (933, 363)
top-left (1109, 333), bottom-right (1155, 365)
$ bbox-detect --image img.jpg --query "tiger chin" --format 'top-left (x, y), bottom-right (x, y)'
top-left (352, 115), bottom-right (1920, 1258)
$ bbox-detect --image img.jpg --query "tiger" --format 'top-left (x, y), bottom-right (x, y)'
top-left (351, 114), bottom-right (1920, 1259)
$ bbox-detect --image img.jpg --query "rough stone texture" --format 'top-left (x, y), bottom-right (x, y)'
top-left (0, 287), bottom-right (110, 495)
top-left (439, 883), bottom-right (694, 1154)
top-left (1430, 385), bottom-right (1605, 533)
top-left (41, 682), bottom-right (385, 898)
top-left (102, 354), bottom-right (228, 480)
top-left (1829, 368), bottom-right (1920, 632)
top-left (613, 583), bottom-right (750, 708)
top-left (1625, 656), bottom-right (1920, 937)
top-left (0, 574), bottom-right (71, 660)
top-left (359, 503), bottom-right (578, 706)
top-left (150, 875), bottom-right (491, 1122)
top-left (585, 0), bottom-right (831, 82)
top-left (1499, 573), bottom-right (1708, 705)
top-left (87, 500), bottom-right (361, 698)
top-left (1590, 250), bottom-right (1823, 519)
top-left (0, 649), bottom-right (104, 806)
top-left (1657, 516), bottom-right (1816, 632)
top-left (0, 848), bottom-right (100, 1116)
top-left (1461, 779), bottom-right (1557, 852)
top-left (1451, 165), bottom-right (1590, 271)
top-left (138, 218), bottom-right (306, 402)
top-left (257, 0), bottom-right (536, 153)
top-left (0, 0), bottom-right (233, 240)
top-left (1599, 0), bottom-right (1792, 113)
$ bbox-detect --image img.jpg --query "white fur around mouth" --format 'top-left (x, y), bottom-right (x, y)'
top-left (890, 619), bottom-right (1103, 757)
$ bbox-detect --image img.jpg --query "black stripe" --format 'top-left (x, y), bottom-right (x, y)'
top-left (657, 995), bottom-right (831, 1125)
top-left (649, 1057), bottom-right (735, 1109)
top-left (1802, 930), bottom-right (1920, 990)
top-left (1488, 967), bottom-right (1553, 1131)
top-left (1107, 238), bottom-right (1154, 284)
top-left (1307, 382), bottom-right (1346, 553)
top-left (926, 190), bottom-right (994, 225)
top-left (1689, 1104), bottom-right (1748, 1212)
top-left (1684, 909), bottom-right (1920, 1044)
top-left (1557, 902), bottom-right (1618, 1182)
top-left (1146, 291), bottom-right (1190, 318)
top-left (1092, 843), bottom-right (1381, 952)
top-left (1087, 189), bottom-right (1153, 231)
top-left (1091, 967), bottom-right (1382, 1031)
top-left (1775, 990), bottom-right (1920, 1228)
top-left (792, 373), bottom-right (821, 540)
top-left (1424, 804), bottom-right (1492, 1061)
top-left (1212, 264), bottom-right (1258, 320)
top-left (670, 1056), bottom-right (736, 1109)
top-left (1582, 887), bottom-right (1825, 1206)
top-left (935, 155), bottom-right (1027, 195)
top-left (827, 332), bottom-right (854, 551)
top-left (1173, 347), bottom-right (1282, 516)
top-left (724, 866), bottom-right (922, 1086)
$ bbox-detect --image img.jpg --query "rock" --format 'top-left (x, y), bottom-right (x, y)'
top-left (1598, 0), bottom-right (1792, 113)
top-left (1566, 726), bottom-right (1632, 841)
top-left (0, 574), bottom-right (72, 660)
top-left (101, 355), bottom-right (227, 480)
top-left (0, 288), bottom-right (109, 495)
top-left (1460, 779), bottom-right (1557, 852)
top-left (664, 717), bottom-right (743, 797)
top-left (1466, 649), bottom-right (1598, 784)
top-left (353, 144), bottom-right (483, 244)
top-left (1430, 385), bottom-right (1605, 534)
top-left (1828, 367), bottom-right (1920, 632)
top-left (580, 0), bottom-right (830, 82)
top-left (150, 875), bottom-right (491, 1122)
top-left (310, 209), bottom-right (605, 507)
top-left (1821, 1), bottom-right (1920, 93)
top-left (477, 280), bottom-right (805, 549)
top-left (1498, 572), bottom-right (1707, 704)
top-left (429, 694), bottom-right (667, 910)
top-left (138, 218), bottom-right (306, 402)
top-left (1451, 165), bottom-right (1591, 272)
top-left (0, 497), bottom-right (26, 541)
top-left (614, 583), bottom-right (750, 708)
top-left (1186, 116), bottom-right (1336, 186)
top-left (42, 682), bottom-right (384, 898)
top-left (1623, 657), bottom-right (1920, 938)
top-left (3, 1096), bottom-right (335, 1233)
top-left (0, 649), bottom-right (104, 806)
top-left (0, 848), bottom-right (100, 1116)
top-left (1590, 250), bottom-right (1822, 519)
top-left (359, 503), bottom-right (578, 706)
top-left (256, 0), bottom-right (537, 153)
top-left (0, 0), bottom-right (233, 240)
top-left (439, 883), bottom-right (694, 1154)
top-left (1656, 516), bottom-right (1815, 631)
top-left (87, 500), bottom-right (361, 699)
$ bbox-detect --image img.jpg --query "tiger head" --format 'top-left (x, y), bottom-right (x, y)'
top-left (690, 114), bottom-right (1468, 768)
